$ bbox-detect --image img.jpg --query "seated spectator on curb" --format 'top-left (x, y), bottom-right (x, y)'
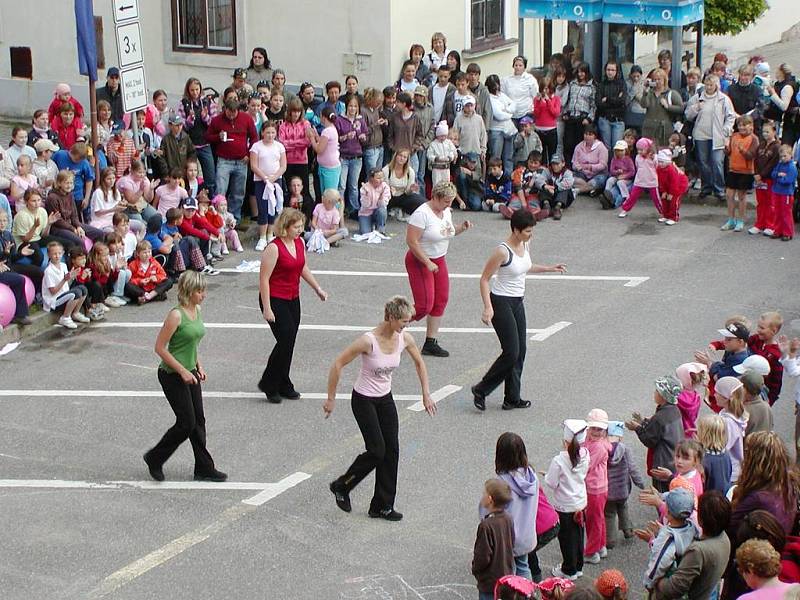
top-left (572, 126), bottom-right (608, 198)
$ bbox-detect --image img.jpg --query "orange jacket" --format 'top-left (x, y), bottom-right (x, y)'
top-left (727, 132), bottom-right (759, 174)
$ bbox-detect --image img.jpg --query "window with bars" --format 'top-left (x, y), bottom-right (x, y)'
top-left (172, 0), bottom-right (236, 54)
top-left (471, 0), bottom-right (504, 45)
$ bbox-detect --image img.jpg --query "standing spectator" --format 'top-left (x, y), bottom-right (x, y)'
top-left (534, 76), bottom-right (562, 165)
top-left (728, 65), bottom-right (765, 129)
top-left (144, 90), bottom-right (170, 150)
top-left (406, 45), bottom-right (431, 88)
top-left (245, 47), bottom-right (272, 89)
top-left (429, 66), bottom-right (456, 127)
top-left (466, 63), bottom-right (493, 132)
top-left (50, 103), bottom-right (85, 151)
top-left (206, 98), bottom-right (258, 221)
top-left (106, 122), bottom-right (137, 179)
top-left (454, 96), bottom-right (488, 169)
top-left (770, 144), bottom-right (798, 241)
top-left (501, 56), bottom-right (539, 124)
top-left (487, 74), bottom-right (518, 176)
top-left (722, 115), bottom-right (759, 232)
top-left (422, 32), bottom-right (449, 77)
top-left (472, 479), bottom-right (515, 600)
top-left (657, 49), bottom-right (688, 91)
top-left (636, 68), bottom-right (683, 147)
top-left (270, 69), bottom-right (296, 106)
top-left (387, 93), bottom-right (423, 175)
top-left (596, 61), bottom-right (627, 149)
top-left (764, 64), bottom-right (800, 146)
top-left (250, 122), bottom-right (287, 250)
top-left (278, 99), bottom-right (313, 193)
top-left (52, 142), bottom-right (94, 219)
top-left (178, 78), bottom-right (218, 196)
top-left (158, 114), bottom-right (196, 178)
top-left (412, 86), bottom-right (435, 189)
top-left (605, 421), bottom-right (646, 549)
top-left (308, 107), bottom-right (341, 195)
top-left (751, 121), bottom-right (781, 236)
top-left (335, 96), bottom-right (368, 216)
top-left (685, 75), bottom-right (736, 200)
top-left (625, 66), bottom-right (647, 133)
top-left (563, 63), bottom-right (596, 166)
top-left (361, 88), bottom-right (385, 174)
top-left (95, 67), bottom-right (125, 124)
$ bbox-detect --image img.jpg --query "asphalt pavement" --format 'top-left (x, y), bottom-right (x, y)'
top-left (1, 196), bottom-right (798, 599)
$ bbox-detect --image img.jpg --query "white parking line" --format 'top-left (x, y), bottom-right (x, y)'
top-left (407, 384), bottom-right (462, 412)
top-left (219, 267), bottom-right (650, 287)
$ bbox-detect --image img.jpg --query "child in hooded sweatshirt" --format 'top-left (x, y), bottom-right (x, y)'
top-left (545, 419), bottom-right (590, 581)
top-left (605, 421), bottom-right (646, 550)
top-left (528, 487), bottom-right (561, 583)
top-left (625, 375), bottom-right (684, 493)
top-left (583, 408), bottom-right (613, 566)
top-left (675, 362), bottom-right (708, 438)
top-left (640, 487), bottom-right (699, 591)
top-left (481, 432), bottom-right (539, 580)
top-left (619, 137), bottom-right (661, 219)
top-left (770, 143), bottom-right (798, 241)
top-left (715, 376), bottom-right (749, 482)
top-left (602, 140), bottom-right (636, 209)
top-left (656, 148), bottom-right (689, 225)
top-left (695, 415), bottom-right (732, 494)
top-left (426, 121), bottom-right (458, 186)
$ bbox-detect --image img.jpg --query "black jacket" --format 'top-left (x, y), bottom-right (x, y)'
top-left (596, 77), bottom-right (627, 121)
top-left (96, 84), bottom-right (125, 122)
top-left (727, 82), bottom-right (763, 122)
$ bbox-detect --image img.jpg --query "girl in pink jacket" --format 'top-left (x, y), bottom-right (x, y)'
top-left (278, 99), bottom-right (313, 185)
top-left (619, 137), bottom-right (662, 218)
top-left (358, 167), bottom-right (390, 235)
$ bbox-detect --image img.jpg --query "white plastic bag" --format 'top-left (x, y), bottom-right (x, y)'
top-left (306, 229), bottom-right (330, 254)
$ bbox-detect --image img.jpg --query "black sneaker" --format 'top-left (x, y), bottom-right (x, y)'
top-left (368, 508), bottom-right (403, 521)
top-left (329, 481), bottom-right (351, 513)
top-left (502, 399), bottom-right (532, 410)
top-left (421, 338), bottom-right (449, 357)
top-left (258, 381), bottom-right (282, 404)
top-left (588, 188), bottom-right (601, 198)
top-left (600, 191), bottom-right (614, 210)
top-left (194, 469), bottom-right (228, 482)
top-left (471, 386), bottom-right (486, 411)
top-left (280, 388), bottom-right (301, 400)
top-left (143, 453), bottom-right (164, 482)
top-left (552, 203), bottom-right (563, 220)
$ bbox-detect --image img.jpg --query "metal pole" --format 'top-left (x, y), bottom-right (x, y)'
top-left (671, 26), bottom-right (682, 90)
top-left (696, 20), bottom-right (703, 69)
top-left (518, 17), bottom-right (525, 59)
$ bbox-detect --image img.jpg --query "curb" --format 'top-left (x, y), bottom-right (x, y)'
top-left (0, 310), bottom-right (58, 348)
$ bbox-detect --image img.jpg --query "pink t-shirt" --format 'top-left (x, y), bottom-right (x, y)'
top-left (313, 203), bottom-right (340, 232)
top-left (633, 154), bottom-right (658, 188)
top-left (249, 140), bottom-right (286, 182)
top-left (316, 125), bottom-right (340, 168)
top-left (116, 175), bottom-right (148, 199)
top-left (11, 174), bottom-right (37, 207)
top-left (353, 331), bottom-right (407, 397)
top-left (740, 583), bottom-right (797, 600)
top-left (155, 185), bottom-right (188, 217)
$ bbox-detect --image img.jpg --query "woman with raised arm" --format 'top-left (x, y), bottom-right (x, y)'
top-left (325, 296), bottom-right (435, 521)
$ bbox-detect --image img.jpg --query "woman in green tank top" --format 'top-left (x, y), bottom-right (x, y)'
top-left (143, 271), bottom-right (227, 482)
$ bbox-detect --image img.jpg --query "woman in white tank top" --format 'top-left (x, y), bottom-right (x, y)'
top-left (472, 209), bottom-right (566, 411)
top-left (324, 296), bottom-right (436, 521)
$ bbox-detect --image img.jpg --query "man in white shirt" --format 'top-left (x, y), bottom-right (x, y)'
top-left (430, 66), bottom-right (455, 126)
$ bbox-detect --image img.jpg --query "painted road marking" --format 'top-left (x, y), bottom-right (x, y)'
top-left (0, 385), bottom-right (460, 403)
top-left (241, 471), bottom-right (311, 506)
top-left (91, 321), bottom-right (571, 338)
top-left (407, 384), bottom-right (461, 412)
top-left (219, 267), bottom-right (650, 288)
top-left (0, 478), bottom-right (304, 493)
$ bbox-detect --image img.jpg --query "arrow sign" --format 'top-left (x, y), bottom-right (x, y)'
top-left (113, 0), bottom-right (139, 24)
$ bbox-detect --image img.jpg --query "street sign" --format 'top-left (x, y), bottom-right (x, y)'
top-left (115, 21), bottom-right (143, 68)
top-left (120, 65), bottom-right (147, 112)
top-left (113, 0), bottom-right (139, 24)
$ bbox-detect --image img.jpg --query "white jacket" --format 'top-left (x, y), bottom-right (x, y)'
top-left (501, 72), bottom-right (539, 118)
top-left (489, 92), bottom-right (518, 136)
top-left (426, 138), bottom-right (458, 168)
top-left (780, 355), bottom-right (800, 406)
top-left (544, 448), bottom-right (589, 513)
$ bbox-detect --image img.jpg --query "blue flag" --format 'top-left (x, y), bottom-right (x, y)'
top-left (75, 0), bottom-right (98, 81)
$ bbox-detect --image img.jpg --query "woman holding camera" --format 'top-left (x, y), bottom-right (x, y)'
top-left (636, 68), bottom-right (684, 147)
top-left (178, 77), bottom-right (218, 197)
top-left (562, 62), bottom-right (596, 166)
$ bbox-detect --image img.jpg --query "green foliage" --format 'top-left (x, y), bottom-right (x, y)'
top-left (702, 0), bottom-right (769, 35)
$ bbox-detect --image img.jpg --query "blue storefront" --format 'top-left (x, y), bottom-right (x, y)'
top-left (518, 0), bottom-right (705, 89)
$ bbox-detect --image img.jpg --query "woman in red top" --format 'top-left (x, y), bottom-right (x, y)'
top-left (258, 208), bottom-right (327, 403)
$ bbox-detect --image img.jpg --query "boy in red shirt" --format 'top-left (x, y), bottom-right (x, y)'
top-left (656, 149), bottom-right (689, 225)
top-left (742, 311), bottom-right (784, 405)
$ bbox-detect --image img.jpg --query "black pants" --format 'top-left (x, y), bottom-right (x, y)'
top-left (9, 261), bottom-right (43, 293)
top-left (557, 510), bottom-right (584, 576)
top-left (474, 294), bottom-right (526, 404)
top-left (334, 390), bottom-right (399, 512)
top-left (563, 119), bottom-right (586, 167)
top-left (145, 369), bottom-right (215, 473)
top-left (258, 296), bottom-right (301, 395)
top-left (125, 279), bottom-right (173, 301)
top-left (388, 192), bottom-right (426, 215)
top-left (0, 271), bottom-right (29, 318)
top-left (538, 187), bottom-right (575, 209)
top-left (528, 522), bottom-right (560, 582)
top-left (85, 280), bottom-right (106, 304)
top-left (537, 128), bottom-right (558, 165)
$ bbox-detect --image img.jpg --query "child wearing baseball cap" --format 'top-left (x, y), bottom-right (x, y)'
top-left (584, 408), bottom-right (612, 565)
top-left (605, 421), bottom-right (646, 549)
top-left (695, 321), bottom-right (751, 412)
top-left (715, 376), bottom-right (748, 482)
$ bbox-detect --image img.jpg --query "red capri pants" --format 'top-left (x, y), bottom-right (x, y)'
top-left (405, 251), bottom-right (450, 321)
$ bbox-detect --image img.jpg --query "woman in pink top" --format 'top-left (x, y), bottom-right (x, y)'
top-left (325, 296), bottom-right (435, 521)
top-left (308, 107), bottom-right (341, 193)
top-left (736, 539), bottom-right (797, 600)
top-left (278, 98), bottom-right (313, 188)
top-left (584, 408), bottom-right (613, 564)
top-left (619, 137), bottom-right (662, 218)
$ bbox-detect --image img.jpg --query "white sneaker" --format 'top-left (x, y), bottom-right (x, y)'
top-left (72, 312), bottom-right (90, 324)
top-left (748, 226), bottom-right (762, 235)
top-left (599, 546), bottom-right (608, 558)
top-left (221, 247), bottom-right (230, 255)
top-left (584, 552), bottom-right (601, 564)
top-left (58, 316), bottom-right (77, 329)
top-left (202, 265), bottom-right (220, 276)
top-left (104, 297), bottom-right (120, 308)
top-left (236, 247), bottom-right (245, 253)
top-left (763, 228), bottom-right (775, 237)
top-left (255, 238), bottom-right (268, 252)
top-left (665, 219), bottom-right (676, 226)
top-left (98, 303), bottom-right (111, 313)
top-left (617, 210), bottom-right (628, 218)
top-left (658, 217), bottom-right (667, 223)
top-left (552, 567), bottom-right (580, 581)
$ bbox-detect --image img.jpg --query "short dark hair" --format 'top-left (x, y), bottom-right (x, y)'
top-left (396, 92), bottom-right (413, 108)
top-left (223, 98), bottom-right (238, 112)
top-left (368, 167), bottom-right (382, 178)
top-left (165, 207), bottom-right (182, 223)
top-left (487, 157), bottom-right (503, 169)
top-left (485, 478), bottom-right (512, 508)
top-left (584, 124), bottom-right (598, 136)
top-left (68, 245), bottom-right (86, 259)
top-left (527, 150), bottom-right (543, 163)
top-left (466, 63), bottom-right (481, 74)
top-left (453, 72), bottom-right (466, 84)
top-left (437, 65), bottom-right (451, 74)
top-left (485, 74), bottom-right (501, 95)
top-left (495, 432), bottom-right (529, 473)
top-left (510, 208), bottom-right (536, 232)
top-left (325, 80), bottom-right (341, 93)
top-left (697, 491), bottom-right (731, 537)
top-left (382, 86), bottom-right (397, 97)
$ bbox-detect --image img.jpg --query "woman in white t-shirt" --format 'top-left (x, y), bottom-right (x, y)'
top-left (249, 121), bottom-right (287, 251)
top-left (472, 209), bottom-right (566, 411)
top-left (404, 180), bottom-right (471, 358)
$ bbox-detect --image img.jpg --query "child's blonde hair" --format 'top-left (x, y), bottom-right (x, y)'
top-left (321, 188), bottom-right (340, 205)
top-left (720, 387), bottom-right (747, 419)
top-left (760, 311), bottom-right (783, 332)
top-left (55, 169), bottom-right (75, 191)
top-left (696, 415), bottom-right (727, 452)
top-left (135, 239), bottom-right (152, 255)
top-left (725, 314), bottom-right (752, 330)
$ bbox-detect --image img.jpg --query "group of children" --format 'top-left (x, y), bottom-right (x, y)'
top-left (471, 310), bottom-right (800, 599)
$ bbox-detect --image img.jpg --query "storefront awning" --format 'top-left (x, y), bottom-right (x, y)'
top-left (602, 0), bottom-right (704, 26)
top-left (519, 0), bottom-right (604, 22)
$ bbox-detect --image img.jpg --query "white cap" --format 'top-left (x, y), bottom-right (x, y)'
top-left (586, 408), bottom-right (609, 429)
top-left (657, 149), bottom-right (673, 164)
top-left (563, 419), bottom-right (588, 443)
top-left (463, 95), bottom-right (476, 106)
top-left (435, 121), bottom-right (448, 137)
top-left (733, 354), bottom-right (771, 376)
top-left (716, 376), bottom-right (743, 400)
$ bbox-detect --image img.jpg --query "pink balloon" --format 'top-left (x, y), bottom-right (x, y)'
top-left (0, 283), bottom-right (16, 327)
top-left (21, 275), bottom-right (35, 306)
top-left (83, 237), bottom-right (93, 252)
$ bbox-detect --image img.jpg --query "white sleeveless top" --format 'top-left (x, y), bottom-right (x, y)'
top-left (491, 242), bottom-right (532, 297)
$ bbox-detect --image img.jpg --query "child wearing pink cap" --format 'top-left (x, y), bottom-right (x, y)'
top-left (675, 362), bottom-right (708, 438)
top-left (584, 408), bottom-right (613, 565)
top-left (618, 138), bottom-right (661, 219)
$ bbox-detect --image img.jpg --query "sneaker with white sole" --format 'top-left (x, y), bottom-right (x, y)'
top-left (721, 219), bottom-right (735, 231)
top-left (617, 210), bottom-right (628, 218)
top-left (763, 228), bottom-right (775, 237)
top-left (734, 220), bottom-right (744, 232)
top-left (748, 226), bottom-right (762, 235)
top-left (255, 238), bottom-right (268, 252)
top-left (665, 219), bottom-right (676, 226)
top-left (104, 297), bottom-right (121, 308)
top-left (551, 566), bottom-right (581, 581)
top-left (58, 316), bottom-right (77, 329)
top-left (221, 247), bottom-right (230, 255)
top-left (584, 552), bottom-right (601, 564)
top-left (202, 265), bottom-right (221, 276)
top-left (658, 217), bottom-right (667, 223)
top-left (72, 312), bottom-right (90, 324)
top-left (599, 546), bottom-right (608, 558)
top-left (98, 303), bottom-right (110, 313)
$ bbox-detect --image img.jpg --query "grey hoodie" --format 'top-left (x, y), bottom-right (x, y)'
top-left (480, 466), bottom-right (539, 556)
top-left (643, 521), bottom-right (698, 589)
top-left (607, 441), bottom-right (646, 502)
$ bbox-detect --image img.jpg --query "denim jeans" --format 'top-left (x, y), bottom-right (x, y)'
top-left (363, 147), bottom-right (383, 175)
top-left (409, 152), bottom-right (420, 180)
top-left (604, 176), bottom-right (630, 207)
top-left (113, 268), bottom-right (131, 298)
top-left (574, 171), bottom-right (609, 191)
top-left (358, 207), bottom-right (387, 234)
top-left (216, 158), bottom-right (248, 220)
top-left (597, 117), bottom-right (625, 149)
top-left (488, 130), bottom-right (515, 176)
top-left (414, 148), bottom-right (427, 189)
top-left (514, 553), bottom-right (532, 579)
top-left (339, 156), bottom-right (363, 213)
top-left (456, 172), bottom-right (483, 210)
top-left (694, 139), bottom-right (725, 195)
top-left (195, 145), bottom-right (216, 196)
